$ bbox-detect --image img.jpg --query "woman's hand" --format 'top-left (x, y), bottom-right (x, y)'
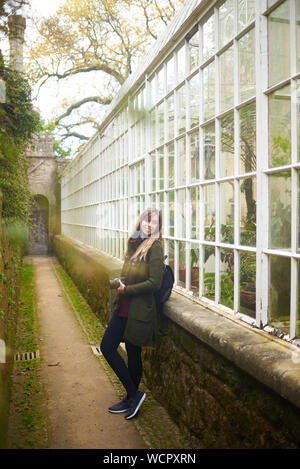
top-left (117, 279), bottom-right (126, 294)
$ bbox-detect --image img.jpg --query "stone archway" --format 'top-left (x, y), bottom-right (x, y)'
top-left (29, 195), bottom-right (49, 254)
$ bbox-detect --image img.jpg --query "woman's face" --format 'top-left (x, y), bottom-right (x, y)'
top-left (140, 213), bottom-right (159, 237)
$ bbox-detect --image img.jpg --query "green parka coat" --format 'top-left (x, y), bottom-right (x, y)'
top-left (116, 240), bottom-right (164, 347)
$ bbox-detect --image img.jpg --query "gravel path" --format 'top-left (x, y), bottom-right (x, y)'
top-left (30, 255), bottom-right (146, 449)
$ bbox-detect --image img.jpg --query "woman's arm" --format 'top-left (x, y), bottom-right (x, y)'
top-left (123, 241), bottom-right (164, 296)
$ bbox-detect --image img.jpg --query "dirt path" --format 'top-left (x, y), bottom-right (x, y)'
top-left (29, 255), bottom-right (146, 449)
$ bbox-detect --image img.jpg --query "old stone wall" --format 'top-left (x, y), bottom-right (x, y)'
top-left (53, 234), bottom-right (300, 449)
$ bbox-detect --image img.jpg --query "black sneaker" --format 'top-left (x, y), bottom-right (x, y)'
top-left (125, 391), bottom-right (146, 420)
top-left (108, 397), bottom-right (130, 413)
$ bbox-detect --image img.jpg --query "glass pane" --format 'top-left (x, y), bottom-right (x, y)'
top-left (203, 61), bottom-right (215, 120)
top-left (240, 251), bottom-right (256, 318)
top-left (220, 113), bottom-right (234, 178)
top-left (220, 181), bottom-right (234, 244)
top-left (158, 102), bottom-right (164, 145)
top-left (178, 241), bottom-right (186, 288)
top-left (151, 152), bottom-right (156, 192)
top-left (268, 0), bottom-right (278, 6)
top-left (167, 55), bottom-right (175, 93)
top-left (203, 13), bottom-right (215, 61)
top-left (240, 103), bottom-right (256, 173)
top-left (168, 191), bottom-right (175, 236)
top-left (177, 44), bottom-right (186, 84)
top-left (204, 184), bottom-right (215, 242)
top-left (297, 0), bottom-right (300, 73)
top-left (269, 85), bottom-right (291, 167)
top-left (220, 47), bottom-right (234, 113)
top-left (298, 260), bottom-right (300, 337)
top-left (268, 1), bottom-right (290, 87)
top-left (149, 75), bottom-right (156, 108)
top-left (220, 248), bottom-right (234, 309)
top-left (189, 243), bottom-right (200, 295)
top-left (189, 73), bottom-right (200, 129)
top-left (269, 255), bottom-right (290, 334)
top-left (177, 85), bottom-right (186, 135)
top-left (299, 171), bottom-right (300, 251)
top-left (177, 189), bottom-right (186, 239)
top-left (191, 186), bottom-right (200, 240)
top-left (269, 171), bottom-right (291, 250)
top-left (177, 136), bottom-right (186, 186)
top-left (157, 67), bottom-right (165, 101)
top-left (240, 176), bottom-right (256, 247)
top-left (204, 246), bottom-right (215, 300)
top-left (219, 0), bottom-right (235, 49)
top-left (189, 30), bottom-right (200, 71)
top-left (204, 122), bottom-right (216, 180)
top-left (239, 28), bottom-right (256, 102)
top-left (167, 142), bottom-right (175, 188)
top-left (168, 239), bottom-right (175, 272)
top-left (159, 147), bottom-right (164, 190)
top-left (150, 109), bottom-right (156, 149)
top-left (238, 0), bottom-right (255, 31)
top-left (167, 94), bottom-right (175, 141)
top-left (191, 129), bottom-right (200, 183)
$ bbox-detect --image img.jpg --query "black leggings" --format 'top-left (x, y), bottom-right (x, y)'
top-left (100, 314), bottom-right (142, 399)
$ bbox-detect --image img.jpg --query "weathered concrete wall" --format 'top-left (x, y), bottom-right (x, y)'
top-left (0, 190), bottom-right (21, 448)
top-left (54, 234), bottom-right (300, 449)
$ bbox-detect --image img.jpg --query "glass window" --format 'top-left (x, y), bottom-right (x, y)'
top-left (191, 129), bottom-right (200, 183)
top-left (178, 241), bottom-right (186, 288)
top-left (239, 28), bottom-right (256, 102)
top-left (240, 103), bottom-right (256, 173)
top-left (220, 180), bottom-right (234, 244)
top-left (220, 112), bottom-right (234, 178)
top-left (203, 60), bottom-right (215, 120)
top-left (168, 191), bottom-right (175, 236)
top-left (157, 67), bottom-right (165, 101)
top-left (189, 243), bottom-right (200, 295)
top-left (269, 255), bottom-right (290, 334)
top-left (239, 251), bottom-right (256, 318)
top-left (177, 136), bottom-right (186, 186)
top-left (150, 109), bottom-right (156, 149)
top-left (150, 152), bottom-right (156, 192)
top-left (298, 173), bottom-right (300, 252)
top-left (240, 176), bottom-right (256, 246)
top-left (177, 85), bottom-right (186, 135)
top-left (269, 171), bottom-right (291, 250)
top-left (167, 142), bottom-right (175, 188)
top-left (204, 122), bottom-right (216, 180)
top-left (149, 75), bottom-right (156, 108)
top-left (297, 0), bottom-right (300, 73)
top-left (189, 73), bottom-right (200, 129)
top-left (219, 0), bottom-right (235, 49)
top-left (177, 189), bottom-right (186, 239)
top-left (158, 102), bottom-right (164, 145)
top-left (220, 247), bottom-right (234, 309)
top-left (204, 246), bottom-right (215, 300)
top-left (269, 85), bottom-right (291, 168)
top-left (159, 148), bottom-right (164, 190)
top-left (203, 13), bottom-right (215, 61)
top-left (166, 94), bottom-right (175, 141)
top-left (204, 184), bottom-right (215, 242)
top-left (189, 29), bottom-right (200, 71)
top-left (167, 55), bottom-right (175, 92)
top-left (191, 186), bottom-right (200, 239)
top-left (238, 0), bottom-right (255, 32)
top-left (219, 46), bottom-right (234, 113)
top-left (268, 1), bottom-right (290, 86)
top-left (177, 44), bottom-right (186, 84)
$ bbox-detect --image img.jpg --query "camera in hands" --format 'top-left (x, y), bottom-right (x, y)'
top-left (109, 277), bottom-right (126, 289)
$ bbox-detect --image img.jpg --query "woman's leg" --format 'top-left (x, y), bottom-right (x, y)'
top-left (100, 315), bottom-right (137, 398)
top-left (125, 340), bottom-right (142, 390)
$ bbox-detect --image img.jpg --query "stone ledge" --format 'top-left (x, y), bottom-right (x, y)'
top-left (163, 292), bottom-right (300, 410)
top-left (54, 234), bottom-right (300, 410)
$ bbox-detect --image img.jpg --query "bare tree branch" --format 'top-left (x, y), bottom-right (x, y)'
top-left (55, 95), bottom-right (112, 124)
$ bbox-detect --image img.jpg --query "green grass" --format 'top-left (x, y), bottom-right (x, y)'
top-left (7, 262), bottom-right (50, 449)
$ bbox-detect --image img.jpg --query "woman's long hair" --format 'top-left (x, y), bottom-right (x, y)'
top-left (125, 208), bottom-right (163, 262)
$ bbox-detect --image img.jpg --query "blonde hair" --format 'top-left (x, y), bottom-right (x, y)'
top-left (126, 208), bottom-right (163, 262)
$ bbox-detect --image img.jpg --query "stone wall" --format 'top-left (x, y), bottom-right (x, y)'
top-left (54, 234), bottom-right (300, 449)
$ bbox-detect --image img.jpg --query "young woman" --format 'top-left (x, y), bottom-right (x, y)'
top-left (100, 208), bottom-right (164, 420)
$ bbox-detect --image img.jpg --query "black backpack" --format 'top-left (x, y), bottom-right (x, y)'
top-left (154, 256), bottom-right (174, 308)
